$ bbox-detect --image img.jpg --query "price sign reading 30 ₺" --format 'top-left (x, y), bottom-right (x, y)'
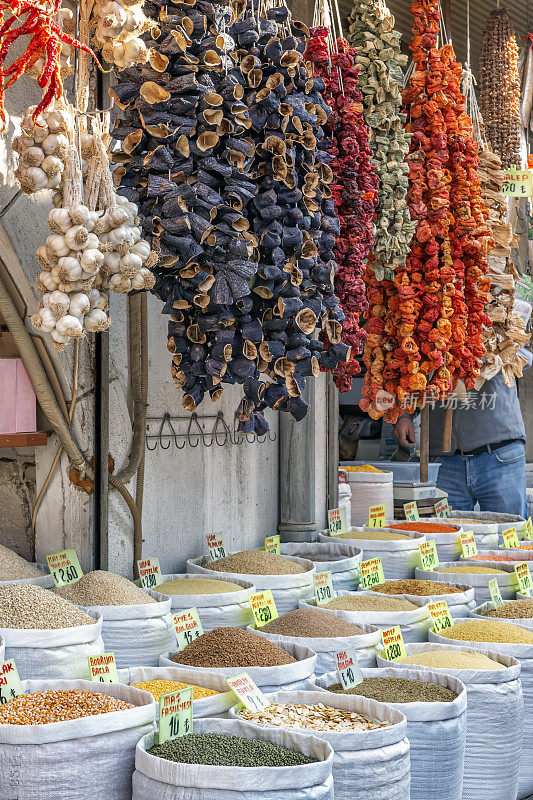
top-left (515, 562), bottom-right (533, 596)
top-left (336, 648), bottom-right (363, 691)
top-left (226, 673), bottom-right (271, 713)
top-left (419, 540), bottom-right (440, 571)
top-left (428, 600), bottom-right (454, 635)
top-left (137, 557), bottom-right (162, 590)
top-left (0, 660), bottom-right (23, 706)
top-left (159, 687), bottom-right (193, 744)
top-left (502, 527), bottom-right (520, 549)
top-left (328, 507), bottom-right (349, 536)
top-left (314, 571), bottom-right (335, 606)
top-left (173, 608), bottom-right (203, 651)
top-left (360, 557), bottom-right (385, 590)
top-left (381, 626), bottom-right (407, 661)
top-left (88, 653), bottom-right (119, 683)
top-left (46, 548), bottom-right (83, 588)
top-left (206, 532), bottom-right (228, 562)
top-left (368, 504), bottom-right (386, 528)
top-left (264, 535), bottom-right (281, 554)
top-left (459, 531), bottom-right (477, 559)
top-left (249, 590), bottom-right (278, 628)
top-left (488, 578), bottom-right (504, 608)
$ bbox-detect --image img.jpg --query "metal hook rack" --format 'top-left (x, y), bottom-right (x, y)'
top-left (145, 411), bottom-right (277, 450)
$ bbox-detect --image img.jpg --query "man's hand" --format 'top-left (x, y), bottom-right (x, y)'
top-left (393, 416), bottom-right (416, 448)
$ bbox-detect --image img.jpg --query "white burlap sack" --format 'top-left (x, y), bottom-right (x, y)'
top-left (116, 665), bottom-right (236, 718)
top-left (359, 583), bottom-right (476, 618)
top-left (0, 635), bottom-right (4, 661)
top-left (309, 667), bottom-right (466, 800)
top-left (0, 563), bottom-right (53, 588)
top-left (228, 690), bottom-right (410, 800)
top-left (429, 622), bottom-right (533, 798)
top-left (378, 521), bottom-right (468, 564)
top-left (247, 619), bottom-right (381, 674)
top-left (78, 589), bottom-right (174, 668)
top-left (437, 511), bottom-right (526, 540)
top-left (0, 611), bottom-right (104, 679)
top-left (0, 678), bottom-right (156, 799)
top-left (343, 471), bottom-right (394, 527)
top-left (159, 641), bottom-right (317, 693)
top-left (154, 574), bottom-right (256, 630)
top-left (470, 601), bottom-right (533, 625)
top-left (132, 718), bottom-right (335, 800)
top-left (319, 529), bottom-right (425, 580)
top-left (186, 555), bottom-right (315, 614)
top-left (280, 542), bottom-right (362, 593)
top-left (299, 592), bottom-right (431, 644)
top-left (413, 518), bottom-right (498, 558)
top-left (415, 562), bottom-right (518, 604)
top-left (375, 642), bottom-right (523, 800)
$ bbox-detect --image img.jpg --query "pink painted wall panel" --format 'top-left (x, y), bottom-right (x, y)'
top-left (0, 358), bottom-right (36, 433)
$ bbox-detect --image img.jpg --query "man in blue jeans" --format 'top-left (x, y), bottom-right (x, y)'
top-left (392, 370), bottom-right (528, 517)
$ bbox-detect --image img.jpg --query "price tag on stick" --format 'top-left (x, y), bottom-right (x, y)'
top-left (381, 626), bottom-right (407, 661)
top-left (88, 653), bottom-right (119, 683)
top-left (264, 535), bottom-right (280, 554)
top-left (137, 557), bottom-right (162, 590)
top-left (314, 571), bottom-right (335, 606)
top-left (368, 504), bottom-right (386, 527)
top-left (249, 590), bottom-right (278, 627)
top-left (428, 600), bottom-right (454, 635)
top-left (459, 531), bottom-right (477, 559)
top-left (226, 673), bottom-right (271, 713)
top-left (403, 501), bottom-right (420, 522)
top-left (515, 562), bottom-right (533, 595)
top-left (525, 517), bottom-right (533, 541)
top-left (488, 578), bottom-right (504, 608)
top-left (46, 548), bottom-right (83, 588)
top-left (419, 540), bottom-right (440, 571)
top-left (328, 507), bottom-right (349, 535)
top-left (336, 648), bottom-right (363, 690)
top-left (206, 532), bottom-right (228, 561)
top-left (159, 687), bottom-right (193, 744)
top-left (0, 659), bottom-right (23, 706)
top-left (502, 527), bottom-right (520, 549)
top-left (173, 608), bottom-right (203, 651)
top-left (434, 499), bottom-right (451, 518)
top-left (360, 557), bottom-right (385, 590)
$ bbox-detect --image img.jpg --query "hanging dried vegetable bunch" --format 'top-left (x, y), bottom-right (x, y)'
top-left (91, 0), bottom-right (160, 70)
top-left (360, 0), bottom-right (492, 422)
top-left (479, 7), bottom-right (521, 169)
top-left (347, 0), bottom-right (415, 280)
top-left (304, 25), bottom-right (379, 392)
top-left (13, 104), bottom-right (70, 193)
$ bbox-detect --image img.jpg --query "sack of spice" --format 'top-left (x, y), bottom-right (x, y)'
top-left (228, 689), bottom-right (410, 800)
top-left (132, 718), bottom-right (335, 800)
top-left (309, 667), bottom-right (466, 800)
top-left (378, 521), bottom-right (470, 564)
top-left (415, 561), bottom-right (519, 605)
top-left (247, 608), bottom-right (381, 672)
top-left (280, 542), bottom-right (362, 593)
top-left (419, 517), bottom-right (499, 553)
top-left (0, 544), bottom-right (53, 588)
top-left (381, 642), bottom-right (523, 800)
top-left (159, 627), bottom-right (317, 693)
top-left (153, 573), bottom-right (256, 630)
top-left (435, 510), bottom-right (527, 541)
top-left (318, 529), bottom-right (425, 580)
top-left (359, 579), bottom-right (476, 618)
top-left (0, 679), bottom-right (156, 799)
top-left (187, 552), bottom-right (315, 615)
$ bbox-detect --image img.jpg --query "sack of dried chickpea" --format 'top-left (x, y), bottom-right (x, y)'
top-left (228, 689), bottom-right (410, 800)
top-left (318, 529), bottom-right (426, 580)
top-left (0, 679), bottom-right (156, 799)
top-left (280, 542), bottom-right (363, 593)
top-left (360, 579), bottom-right (477, 618)
top-left (415, 561), bottom-right (518, 605)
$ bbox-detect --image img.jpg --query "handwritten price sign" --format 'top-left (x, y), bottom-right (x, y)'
top-left (46, 548), bottom-right (83, 588)
top-left (360, 557), bottom-right (385, 589)
top-left (137, 557), bottom-right (162, 590)
top-left (249, 590), bottom-right (278, 627)
top-left (381, 626), bottom-right (407, 661)
top-left (419, 540), bottom-right (440, 571)
top-left (328, 507), bottom-right (349, 535)
top-left (173, 608), bottom-right (203, 651)
top-left (428, 600), bottom-right (454, 635)
top-left (502, 165), bottom-right (533, 197)
top-left (206, 533), bottom-right (228, 561)
top-left (336, 648), bottom-right (363, 690)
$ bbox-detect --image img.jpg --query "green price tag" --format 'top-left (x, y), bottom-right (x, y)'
top-left (137, 557), bottom-right (162, 590)
top-left (525, 518), bottom-right (533, 541)
top-left (502, 527), bottom-right (520, 549)
top-left (206, 532), bottom-right (228, 561)
top-left (264, 535), bottom-right (280, 554)
top-left (173, 607), bottom-right (203, 651)
top-left (88, 653), bottom-right (119, 683)
top-left (46, 548), bottom-right (83, 588)
top-left (419, 540), bottom-right (440, 571)
top-left (159, 686), bottom-right (193, 744)
top-left (428, 600), bottom-right (454, 634)
top-left (488, 578), bottom-right (504, 608)
top-left (314, 571), bottom-right (335, 606)
top-left (336, 648), bottom-right (363, 690)
top-left (434, 498), bottom-right (451, 517)
top-left (360, 557), bottom-right (385, 589)
top-left (328, 507), bottom-right (349, 535)
top-left (368, 504), bottom-right (386, 527)
top-left (403, 501), bottom-right (420, 522)
top-left (249, 590), bottom-right (278, 627)
top-left (381, 626), bottom-right (407, 661)
top-left (459, 531), bottom-right (477, 559)
top-left (515, 562), bottom-right (533, 595)
top-left (0, 659), bottom-right (23, 706)
top-left (226, 673), bottom-right (271, 712)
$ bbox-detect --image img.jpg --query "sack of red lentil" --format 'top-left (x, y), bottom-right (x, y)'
top-left (376, 642), bottom-right (523, 800)
top-left (154, 574), bottom-right (256, 630)
top-left (0, 678), bottom-right (156, 799)
top-left (375, 521), bottom-right (468, 565)
top-left (318, 529), bottom-right (425, 580)
top-left (417, 517), bottom-right (499, 555)
top-left (280, 542), bottom-right (362, 593)
top-left (415, 562), bottom-right (518, 605)
top-left (132, 718), bottom-right (335, 800)
top-left (359, 582), bottom-right (476, 619)
top-left (228, 689), bottom-right (410, 800)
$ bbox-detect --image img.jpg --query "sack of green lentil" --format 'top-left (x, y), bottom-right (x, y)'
top-left (308, 667), bottom-right (466, 800)
top-left (358, 579), bottom-right (476, 619)
top-left (375, 641), bottom-right (522, 800)
top-left (228, 689), bottom-right (410, 800)
top-left (280, 542), bottom-right (362, 593)
top-left (318, 529), bottom-right (425, 580)
top-left (155, 574), bottom-right (256, 630)
top-left (429, 618), bottom-right (533, 798)
top-left (117, 666), bottom-right (236, 718)
top-left (132, 718), bottom-right (335, 800)
top-left (299, 592), bottom-right (432, 644)
top-left (415, 562), bottom-right (518, 604)
top-left (0, 678), bottom-right (156, 799)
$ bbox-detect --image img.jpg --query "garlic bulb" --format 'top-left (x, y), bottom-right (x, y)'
top-left (64, 225), bottom-right (89, 250)
top-left (84, 308), bottom-right (111, 332)
top-left (46, 234), bottom-right (70, 258)
top-left (92, 0), bottom-right (154, 70)
top-left (81, 248), bottom-right (104, 273)
top-left (55, 314), bottom-right (85, 338)
top-left (48, 290), bottom-right (70, 318)
top-left (30, 307), bottom-right (56, 332)
top-left (13, 107), bottom-right (68, 194)
top-left (48, 208), bottom-right (71, 234)
top-left (50, 328), bottom-right (71, 351)
top-left (109, 273), bottom-right (132, 293)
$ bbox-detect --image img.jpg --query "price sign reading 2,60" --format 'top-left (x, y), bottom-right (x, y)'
top-left (159, 687), bottom-right (193, 744)
top-left (46, 548), bottom-right (83, 589)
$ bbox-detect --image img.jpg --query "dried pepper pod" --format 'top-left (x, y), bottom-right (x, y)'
top-left (305, 27), bottom-right (378, 392)
top-left (347, 0), bottom-right (416, 280)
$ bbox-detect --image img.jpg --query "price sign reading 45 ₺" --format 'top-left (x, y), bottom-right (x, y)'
top-left (419, 540), bottom-right (440, 571)
top-left (159, 686), bottom-right (193, 744)
top-left (502, 527), bottom-right (520, 549)
top-left (336, 648), bottom-right (363, 691)
top-left (328, 507), bottom-right (349, 536)
top-left (249, 590), bottom-right (278, 627)
top-left (428, 600), bottom-right (454, 635)
top-left (434, 498), bottom-right (451, 518)
top-left (206, 532), bottom-right (228, 561)
top-left (0, 660), bottom-right (23, 706)
top-left (137, 557), bottom-right (162, 590)
top-left (173, 607), bottom-right (203, 651)
top-left (502, 165), bottom-right (533, 197)
top-left (368, 504), bottom-right (386, 528)
top-left (360, 557), bottom-right (385, 590)
top-left (264, 535), bottom-right (280, 554)
top-left (88, 653), bottom-right (119, 683)
top-left (314, 571), bottom-right (335, 606)
top-left (226, 673), bottom-right (271, 713)
top-left (488, 578), bottom-right (504, 608)
top-left (381, 626), bottom-right (407, 661)
top-left (459, 531), bottom-right (477, 559)
top-left (403, 501), bottom-right (420, 522)
top-left (515, 562), bottom-right (533, 595)
top-left (46, 548), bottom-right (83, 588)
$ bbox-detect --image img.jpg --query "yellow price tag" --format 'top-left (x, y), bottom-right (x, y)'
top-left (488, 578), bottom-right (503, 608)
top-left (403, 501), bottom-right (420, 522)
top-left (525, 517), bottom-right (533, 541)
top-left (360, 557), bottom-right (385, 589)
top-left (459, 531), bottom-right (477, 559)
top-left (173, 608), bottom-right (203, 651)
top-left (314, 571), bottom-right (335, 606)
top-left (88, 653), bottom-right (119, 683)
top-left (137, 557), bottom-right (162, 590)
top-left (381, 626), bottom-right (407, 661)
top-left (206, 532), bottom-right (228, 561)
top-left (434, 498), bottom-right (451, 517)
top-left (328, 507), bottom-right (349, 535)
top-left (264, 535), bottom-right (280, 554)
top-left (515, 562), bottom-right (533, 595)
top-left (419, 540), bottom-right (440, 571)
top-left (336, 648), bottom-right (363, 690)
top-left (368, 504), bottom-right (386, 527)
top-left (0, 659), bottom-right (23, 705)
top-left (159, 687), bottom-right (193, 744)
top-left (502, 527), bottom-right (520, 549)
top-left (428, 600), bottom-right (454, 635)
top-left (502, 165), bottom-right (533, 197)
top-left (227, 673), bottom-right (271, 712)
top-left (249, 590), bottom-right (278, 627)
top-left (46, 548), bottom-right (83, 588)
